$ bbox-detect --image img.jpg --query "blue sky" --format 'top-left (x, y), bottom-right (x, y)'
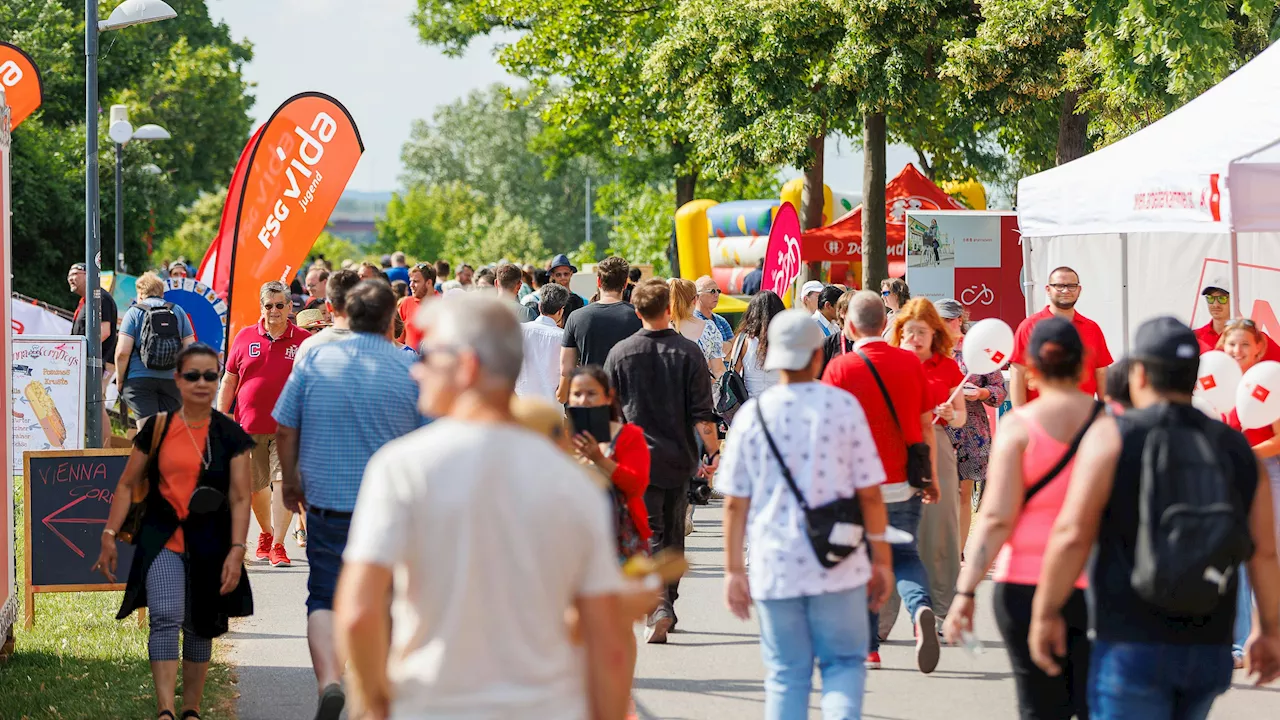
top-left (210, 0), bottom-right (917, 195)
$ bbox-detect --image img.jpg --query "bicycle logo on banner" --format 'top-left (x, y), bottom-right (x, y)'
top-left (961, 283), bottom-right (995, 307)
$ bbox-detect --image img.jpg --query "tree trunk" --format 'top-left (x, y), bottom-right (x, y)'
top-left (862, 112), bottom-right (888, 291)
top-left (675, 172), bottom-right (697, 209)
top-left (802, 133), bottom-right (825, 279)
top-left (1056, 90), bottom-right (1088, 166)
top-left (801, 134), bottom-right (825, 231)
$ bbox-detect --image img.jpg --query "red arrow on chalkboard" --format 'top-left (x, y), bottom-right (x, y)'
top-left (42, 496), bottom-right (105, 558)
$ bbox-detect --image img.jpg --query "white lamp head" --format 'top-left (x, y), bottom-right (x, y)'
top-left (100, 0), bottom-right (177, 32)
top-left (132, 124), bottom-right (171, 141)
top-left (109, 119), bottom-right (134, 145)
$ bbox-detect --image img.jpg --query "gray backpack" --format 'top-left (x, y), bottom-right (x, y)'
top-left (138, 302), bottom-right (183, 371)
top-left (1125, 412), bottom-right (1254, 616)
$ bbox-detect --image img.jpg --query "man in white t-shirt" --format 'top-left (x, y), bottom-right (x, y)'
top-left (335, 293), bottom-right (630, 720)
top-left (719, 308), bottom-right (892, 719)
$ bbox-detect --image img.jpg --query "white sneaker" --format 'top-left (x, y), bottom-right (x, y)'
top-left (684, 504), bottom-right (695, 536)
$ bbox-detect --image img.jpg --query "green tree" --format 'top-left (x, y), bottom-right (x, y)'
top-left (153, 188), bottom-right (224, 266)
top-left (828, 0), bottom-right (976, 288)
top-left (645, 0), bottom-right (855, 231)
top-left (1, 0), bottom-right (254, 305)
top-left (374, 182), bottom-right (486, 262)
top-left (447, 207), bottom-right (549, 265)
top-left (400, 85), bottom-right (603, 255)
top-left (310, 232), bottom-right (361, 267)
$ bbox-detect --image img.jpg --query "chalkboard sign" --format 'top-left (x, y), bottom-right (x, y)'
top-left (23, 449), bottom-right (135, 627)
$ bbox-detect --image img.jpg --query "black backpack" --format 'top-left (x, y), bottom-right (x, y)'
top-left (138, 302), bottom-right (183, 371)
top-left (1125, 411), bottom-right (1254, 616)
top-left (714, 335), bottom-right (750, 424)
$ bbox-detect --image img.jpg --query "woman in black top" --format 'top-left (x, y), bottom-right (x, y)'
top-left (94, 344), bottom-right (255, 720)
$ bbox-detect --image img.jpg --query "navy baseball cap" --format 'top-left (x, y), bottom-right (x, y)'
top-left (1132, 316), bottom-right (1199, 365)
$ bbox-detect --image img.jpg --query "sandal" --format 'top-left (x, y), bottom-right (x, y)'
top-left (158, 712), bottom-right (175, 720)
top-left (181, 711), bottom-right (201, 719)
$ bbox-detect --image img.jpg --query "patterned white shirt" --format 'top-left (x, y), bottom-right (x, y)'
top-left (718, 382), bottom-right (885, 600)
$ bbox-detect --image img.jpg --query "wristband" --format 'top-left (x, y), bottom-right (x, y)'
top-left (229, 543), bottom-right (246, 551)
top-left (102, 528), bottom-right (117, 537)
top-left (704, 451), bottom-right (720, 464)
top-left (955, 589), bottom-right (976, 599)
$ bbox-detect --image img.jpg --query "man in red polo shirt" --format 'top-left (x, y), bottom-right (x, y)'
top-left (823, 290), bottom-right (942, 674)
top-left (217, 280), bottom-right (310, 567)
top-left (1011, 266), bottom-right (1113, 406)
top-left (1193, 278), bottom-right (1280, 360)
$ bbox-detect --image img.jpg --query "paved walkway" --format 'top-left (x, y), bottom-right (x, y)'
top-left (225, 504), bottom-right (1279, 719)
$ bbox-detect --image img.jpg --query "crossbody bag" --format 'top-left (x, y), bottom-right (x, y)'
top-left (856, 349), bottom-right (933, 489)
top-left (755, 401), bottom-right (865, 569)
top-left (1022, 400), bottom-right (1104, 504)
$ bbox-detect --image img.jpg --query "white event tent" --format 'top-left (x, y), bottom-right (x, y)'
top-left (1017, 41), bottom-right (1280, 353)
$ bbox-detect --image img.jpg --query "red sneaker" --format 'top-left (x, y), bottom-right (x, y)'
top-left (865, 651), bottom-right (882, 669)
top-left (255, 532), bottom-right (273, 561)
top-left (270, 542), bottom-right (291, 567)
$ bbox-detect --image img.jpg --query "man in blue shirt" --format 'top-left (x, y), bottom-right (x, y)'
top-left (274, 279), bottom-right (424, 720)
top-left (385, 251), bottom-right (411, 285)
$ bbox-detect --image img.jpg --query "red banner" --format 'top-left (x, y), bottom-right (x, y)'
top-left (762, 202), bottom-right (802, 296)
top-left (220, 93), bottom-right (363, 343)
top-left (198, 125), bottom-right (264, 291)
top-left (0, 42), bottom-right (42, 129)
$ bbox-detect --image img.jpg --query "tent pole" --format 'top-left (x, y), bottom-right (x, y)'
top-left (1119, 233), bottom-right (1131, 354)
top-left (1229, 225), bottom-right (1242, 318)
top-left (1021, 236), bottom-right (1035, 318)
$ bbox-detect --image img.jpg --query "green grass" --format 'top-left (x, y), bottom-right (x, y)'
top-left (3, 480), bottom-right (238, 719)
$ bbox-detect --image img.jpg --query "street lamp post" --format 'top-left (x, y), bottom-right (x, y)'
top-left (84, 0), bottom-right (175, 448)
top-left (109, 105), bottom-right (170, 280)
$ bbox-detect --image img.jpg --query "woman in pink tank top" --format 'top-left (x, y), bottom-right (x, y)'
top-left (943, 317), bottom-right (1102, 720)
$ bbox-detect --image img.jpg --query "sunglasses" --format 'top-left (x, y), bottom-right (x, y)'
top-left (1205, 295), bottom-right (1230, 305)
top-left (180, 370), bottom-right (219, 383)
top-left (1226, 318), bottom-right (1257, 329)
top-left (699, 288), bottom-right (721, 295)
top-left (262, 302), bottom-right (287, 310)
top-left (881, 290), bottom-right (891, 297)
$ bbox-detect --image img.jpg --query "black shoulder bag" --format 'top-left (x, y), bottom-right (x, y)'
top-left (755, 401), bottom-right (865, 569)
top-left (856, 349), bottom-right (933, 489)
top-left (1022, 400), bottom-right (1104, 504)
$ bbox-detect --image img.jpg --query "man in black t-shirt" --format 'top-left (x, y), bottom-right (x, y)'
top-left (68, 262), bottom-right (119, 442)
top-left (557, 256), bottom-right (641, 402)
top-left (1029, 316), bottom-right (1280, 716)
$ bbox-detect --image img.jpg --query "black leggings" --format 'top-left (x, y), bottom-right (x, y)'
top-left (993, 582), bottom-right (1090, 720)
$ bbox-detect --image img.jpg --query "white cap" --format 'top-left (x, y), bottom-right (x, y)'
top-left (1201, 276), bottom-right (1230, 295)
top-left (764, 309), bottom-right (825, 371)
top-left (801, 280), bottom-right (825, 298)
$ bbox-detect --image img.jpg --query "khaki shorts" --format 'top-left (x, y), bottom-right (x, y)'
top-left (250, 434), bottom-right (281, 492)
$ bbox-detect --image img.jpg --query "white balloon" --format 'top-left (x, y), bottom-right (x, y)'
top-left (1235, 360), bottom-right (1280, 429)
top-left (1194, 351), bottom-right (1243, 416)
top-left (963, 319), bottom-right (1015, 375)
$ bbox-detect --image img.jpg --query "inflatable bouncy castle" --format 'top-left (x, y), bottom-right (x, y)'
top-left (674, 181), bottom-right (860, 298)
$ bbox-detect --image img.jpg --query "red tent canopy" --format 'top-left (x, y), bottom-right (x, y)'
top-left (801, 164), bottom-right (965, 277)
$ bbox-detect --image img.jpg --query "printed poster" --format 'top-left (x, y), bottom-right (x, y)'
top-left (906, 211), bottom-right (1025, 331)
top-left (11, 336), bottom-right (86, 474)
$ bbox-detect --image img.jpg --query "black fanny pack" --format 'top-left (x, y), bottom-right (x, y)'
top-left (756, 401), bottom-right (865, 568)
top-left (857, 349), bottom-right (933, 489)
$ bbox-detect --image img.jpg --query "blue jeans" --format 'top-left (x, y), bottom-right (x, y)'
top-left (1090, 641), bottom-right (1233, 720)
top-left (1234, 564), bottom-right (1252, 657)
top-left (869, 496), bottom-right (932, 652)
top-left (757, 587), bottom-right (869, 720)
top-left (305, 509), bottom-right (352, 615)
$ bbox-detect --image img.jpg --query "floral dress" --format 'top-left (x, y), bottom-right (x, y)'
top-left (945, 344), bottom-right (1007, 481)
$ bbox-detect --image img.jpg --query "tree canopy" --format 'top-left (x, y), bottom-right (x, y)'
top-left (2, 0), bottom-right (253, 306)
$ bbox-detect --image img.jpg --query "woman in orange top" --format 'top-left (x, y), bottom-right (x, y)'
top-left (886, 298), bottom-right (966, 634)
top-left (95, 344), bottom-right (255, 720)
